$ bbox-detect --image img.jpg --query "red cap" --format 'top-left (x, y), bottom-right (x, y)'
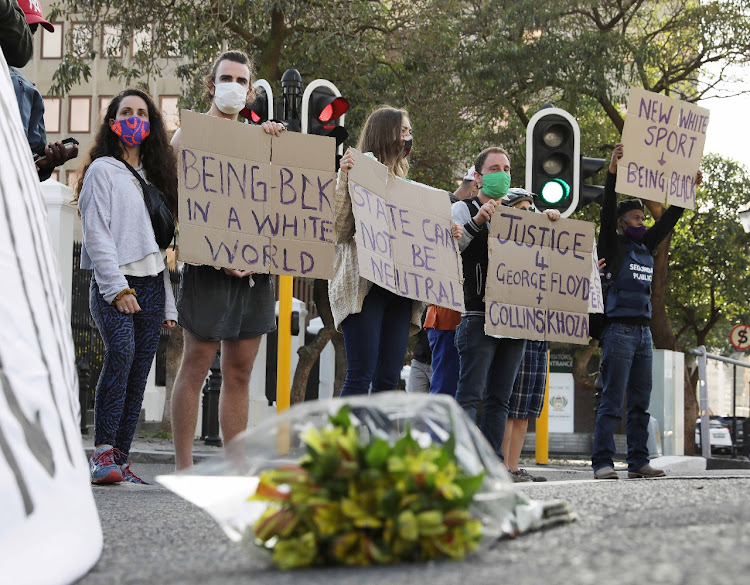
top-left (20, 0), bottom-right (55, 33)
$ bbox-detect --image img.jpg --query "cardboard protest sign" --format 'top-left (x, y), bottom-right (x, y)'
top-left (1, 50), bottom-right (102, 585)
top-left (616, 87), bottom-right (709, 209)
top-left (485, 210), bottom-right (595, 344)
top-left (177, 109), bottom-right (336, 279)
top-left (347, 149), bottom-right (464, 311)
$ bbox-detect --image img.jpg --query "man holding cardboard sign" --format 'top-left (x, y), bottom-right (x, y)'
top-left (592, 143), bottom-right (701, 480)
top-left (170, 50), bottom-right (286, 470)
top-left (451, 147), bottom-right (527, 461)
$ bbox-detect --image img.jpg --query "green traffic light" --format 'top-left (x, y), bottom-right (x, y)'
top-left (540, 178), bottom-right (571, 204)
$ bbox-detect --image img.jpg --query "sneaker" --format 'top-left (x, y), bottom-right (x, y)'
top-left (510, 470), bottom-right (533, 483)
top-left (121, 462), bottom-right (150, 485)
top-left (594, 466), bottom-right (618, 480)
top-left (513, 468), bottom-right (547, 483)
top-left (627, 465), bottom-right (666, 479)
top-left (90, 444), bottom-right (124, 484)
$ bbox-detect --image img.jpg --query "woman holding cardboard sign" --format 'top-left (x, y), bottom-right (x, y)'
top-left (332, 107), bottom-right (462, 396)
top-left (75, 89), bottom-right (178, 485)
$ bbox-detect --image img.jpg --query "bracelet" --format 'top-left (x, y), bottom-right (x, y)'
top-left (112, 288), bottom-right (137, 304)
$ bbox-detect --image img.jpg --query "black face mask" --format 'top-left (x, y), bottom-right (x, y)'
top-left (402, 137), bottom-right (413, 157)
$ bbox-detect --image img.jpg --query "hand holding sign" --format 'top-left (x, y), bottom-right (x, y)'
top-left (615, 87), bottom-right (709, 210)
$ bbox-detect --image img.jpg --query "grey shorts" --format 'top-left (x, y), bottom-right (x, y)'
top-left (177, 265), bottom-right (277, 342)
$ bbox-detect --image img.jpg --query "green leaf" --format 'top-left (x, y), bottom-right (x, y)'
top-left (365, 438), bottom-right (390, 468)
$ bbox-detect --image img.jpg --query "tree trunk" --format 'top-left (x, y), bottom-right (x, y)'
top-left (331, 331), bottom-right (346, 397)
top-left (161, 325), bottom-right (184, 433)
top-left (288, 279), bottom-right (342, 404)
top-left (572, 339), bottom-right (600, 394)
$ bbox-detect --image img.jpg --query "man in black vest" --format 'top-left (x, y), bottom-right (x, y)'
top-left (592, 143), bottom-right (701, 479)
top-left (451, 147), bottom-right (526, 461)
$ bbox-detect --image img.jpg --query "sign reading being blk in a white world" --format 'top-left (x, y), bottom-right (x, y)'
top-left (616, 87), bottom-right (709, 210)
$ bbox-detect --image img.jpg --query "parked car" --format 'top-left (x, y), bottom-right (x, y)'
top-left (695, 419), bottom-right (733, 455)
top-left (712, 416), bottom-right (746, 450)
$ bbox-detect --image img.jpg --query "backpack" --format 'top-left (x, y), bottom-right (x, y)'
top-left (123, 161), bottom-right (176, 249)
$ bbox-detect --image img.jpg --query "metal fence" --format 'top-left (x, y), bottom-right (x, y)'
top-left (689, 346), bottom-right (750, 459)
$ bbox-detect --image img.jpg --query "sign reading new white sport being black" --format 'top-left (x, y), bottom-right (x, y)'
top-left (0, 48), bottom-right (102, 584)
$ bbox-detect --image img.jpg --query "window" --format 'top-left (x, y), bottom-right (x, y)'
top-left (131, 26), bottom-right (152, 57)
top-left (99, 96), bottom-right (113, 123)
top-left (70, 22), bottom-right (93, 55)
top-left (160, 96), bottom-right (180, 132)
top-left (41, 23), bottom-right (63, 59)
top-left (69, 97), bottom-right (91, 134)
top-left (43, 98), bottom-right (62, 134)
top-left (101, 25), bottom-right (123, 58)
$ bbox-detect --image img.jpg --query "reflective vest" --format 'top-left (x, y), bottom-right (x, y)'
top-left (604, 240), bottom-right (654, 319)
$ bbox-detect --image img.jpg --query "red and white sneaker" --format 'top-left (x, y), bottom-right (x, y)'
top-left (90, 445), bottom-right (124, 484)
top-left (120, 462), bottom-right (150, 485)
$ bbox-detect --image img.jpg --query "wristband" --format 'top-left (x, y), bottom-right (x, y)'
top-left (112, 288), bottom-right (137, 304)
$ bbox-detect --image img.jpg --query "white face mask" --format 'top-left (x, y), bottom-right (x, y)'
top-left (213, 81), bottom-right (248, 115)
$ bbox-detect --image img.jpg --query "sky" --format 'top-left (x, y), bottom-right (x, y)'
top-left (699, 63), bottom-right (750, 172)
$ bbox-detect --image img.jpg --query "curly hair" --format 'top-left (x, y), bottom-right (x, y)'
top-left (74, 89), bottom-right (178, 217)
top-left (356, 106), bottom-right (410, 178)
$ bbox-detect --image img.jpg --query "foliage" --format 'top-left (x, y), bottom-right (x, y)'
top-left (248, 405), bottom-right (484, 568)
top-left (667, 155), bottom-right (750, 353)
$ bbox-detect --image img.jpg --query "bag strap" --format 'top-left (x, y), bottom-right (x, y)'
top-left (121, 160), bottom-right (148, 188)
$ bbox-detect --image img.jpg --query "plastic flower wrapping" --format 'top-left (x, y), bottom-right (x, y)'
top-left (157, 392), bottom-right (575, 569)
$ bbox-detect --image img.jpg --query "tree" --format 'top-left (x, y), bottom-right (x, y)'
top-left (668, 156), bottom-right (750, 353)
top-left (460, 0), bottom-right (750, 451)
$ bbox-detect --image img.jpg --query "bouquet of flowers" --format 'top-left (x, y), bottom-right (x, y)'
top-left (249, 405), bottom-right (484, 568)
top-left (157, 392), bottom-right (575, 570)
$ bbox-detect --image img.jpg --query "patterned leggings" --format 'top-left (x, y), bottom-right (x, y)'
top-left (90, 274), bottom-right (164, 461)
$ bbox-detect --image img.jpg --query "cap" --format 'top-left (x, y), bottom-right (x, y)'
top-left (21, 0), bottom-right (55, 33)
top-left (501, 187), bottom-right (535, 207)
top-left (616, 198), bottom-right (644, 217)
top-left (463, 166), bottom-right (476, 181)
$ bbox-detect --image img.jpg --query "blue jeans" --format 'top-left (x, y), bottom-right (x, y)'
top-left (340, 285), bottom-right (412, 396)
top-left (592, 322), bottom-right (653, 472)
top-left (454, 315), bottom-right (526, 460)
top-left (427, 328), bottom-right (459, 396)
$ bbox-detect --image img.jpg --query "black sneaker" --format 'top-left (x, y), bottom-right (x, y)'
top-left (515, 468), bottom-right (547, 482)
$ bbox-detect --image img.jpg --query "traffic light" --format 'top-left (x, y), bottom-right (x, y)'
top-left (526, 107), bottom-right (580, 217)
top-left (578, 156), bottom-right (607, 210)
top-left (241, 79), bottom-right (274, 125)
top-left (302, 80), bottom-right (349, 170)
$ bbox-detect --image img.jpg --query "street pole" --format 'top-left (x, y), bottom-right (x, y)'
top-left (732, 364), bottom-right (737, 457)
top-left (535, 350), bottom-right (550, 464)
top-left (695, 346), bottom-right (711, 459)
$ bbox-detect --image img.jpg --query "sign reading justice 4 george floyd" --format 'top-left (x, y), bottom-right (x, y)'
top-left (615, 87), bottom-right (709, 210)
top-left (347, 149), bottom-right (464, 311)
top-left (485, 211), bottom-right (596, 344)
top-left (177, 110), bottom-right (336, 278)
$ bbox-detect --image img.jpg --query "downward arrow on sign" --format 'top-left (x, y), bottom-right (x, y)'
top-left (658, 152), bottom-right (667, 166)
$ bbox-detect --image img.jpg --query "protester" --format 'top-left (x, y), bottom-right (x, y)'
top-left (170, 50), bottom-right (285, 470)
top-left (0, 0), bottom-right (33, 67)
top-left (75, 89), bottom-right (178, 484)
top-left (497, 188), bottom-right (559, 482)
top-left (423, 166), bottom-right (477, 397)
top-left (407, 311), bottom-right (432, 393)
top-left (592, 143), bottom-right (701, 480)
top-left (332, 106), bottom-right (461, 396)
top-left (10, 1), bottom-right (78, 180)
top-left (451, 147), bottom-right (526, 460)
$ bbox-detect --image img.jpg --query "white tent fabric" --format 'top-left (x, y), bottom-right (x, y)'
top-left (0, 49), bottom-right (102, 584)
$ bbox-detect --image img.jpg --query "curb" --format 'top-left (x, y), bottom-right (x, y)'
top-left (84, 447), bottom-right (220, 465)
top-left (705, 456), bottom-right (750, 470)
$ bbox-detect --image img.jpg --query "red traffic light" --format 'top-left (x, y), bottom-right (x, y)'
top-left (318, 97), bottom-right (349, 123)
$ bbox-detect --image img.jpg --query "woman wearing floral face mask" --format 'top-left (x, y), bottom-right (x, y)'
top-left (75, 89), bottom-right (178, 485)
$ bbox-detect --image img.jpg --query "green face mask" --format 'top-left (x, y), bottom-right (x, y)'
top-left (481, 171), bottom-right (511, 199)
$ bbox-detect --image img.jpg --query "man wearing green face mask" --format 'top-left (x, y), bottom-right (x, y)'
top-left (450, 147), bottom-right (526, 463)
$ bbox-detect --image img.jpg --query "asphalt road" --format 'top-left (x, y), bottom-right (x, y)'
top-left (77, 463), bottom-right (750, 585)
